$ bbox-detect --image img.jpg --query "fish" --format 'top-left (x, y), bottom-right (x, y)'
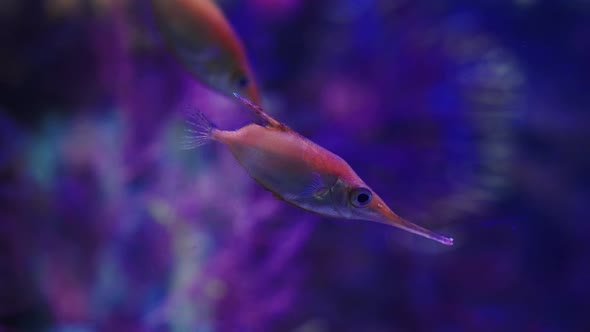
top-left (151, 0), bottom-right (261, 104)
top-left (182, 94), bottom-right (454, 246)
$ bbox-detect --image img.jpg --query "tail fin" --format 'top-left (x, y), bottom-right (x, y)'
top-left (180, 110), bottom-right (217, 150)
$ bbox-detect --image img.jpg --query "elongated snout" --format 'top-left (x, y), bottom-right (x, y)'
top-left (367, 199), bottom-right (454, 246)
top-left (243, 77), bottom-right (261, 105)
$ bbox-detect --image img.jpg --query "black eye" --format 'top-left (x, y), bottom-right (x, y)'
top-left (350, 188), bottom-right (372, 207)
top-left (237, 76), bottom-right (249, 88)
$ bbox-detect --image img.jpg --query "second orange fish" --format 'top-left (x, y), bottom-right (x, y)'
top-left (151, 0), bottom-right (261, 104)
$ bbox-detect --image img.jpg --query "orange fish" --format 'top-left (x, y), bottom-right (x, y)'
top-left (183, 94), bottom-right (454, 246)
top-left (151, 0), bottom-right (261, 103)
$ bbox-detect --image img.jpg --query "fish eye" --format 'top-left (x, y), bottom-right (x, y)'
top-left (350, 187), bottom-right (372, 207)
top-left (236, 75), bottom-right (249, 88)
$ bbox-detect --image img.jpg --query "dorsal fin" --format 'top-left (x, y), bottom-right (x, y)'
top-left (233, 93), bottom-right (289, 131)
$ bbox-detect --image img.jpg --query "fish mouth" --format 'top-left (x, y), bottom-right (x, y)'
top-left (370, 202), bottom-right (454, 246)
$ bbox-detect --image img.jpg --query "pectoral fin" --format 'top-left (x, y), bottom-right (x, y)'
top-left (283, 172), bottom-right (331, 201)
top-left (301, 172), bottom-right (331, 199)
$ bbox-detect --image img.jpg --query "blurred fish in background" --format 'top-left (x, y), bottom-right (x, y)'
top-left (1, 1), bottom-right (590, 332)
top-left (151, 0), bottom-right (262, 104)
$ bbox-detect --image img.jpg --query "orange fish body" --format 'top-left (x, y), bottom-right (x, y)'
top-left (184, 94), bottom-right (454, 246)
top-left (152, 0), bottom-right (261, 103)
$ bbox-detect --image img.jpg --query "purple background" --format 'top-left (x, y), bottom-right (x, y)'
top-left (1, 0), bottom-right (589, 331)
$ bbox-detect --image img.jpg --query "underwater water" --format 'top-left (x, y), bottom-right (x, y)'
top-left (1, 0), bottom-right (589, 331)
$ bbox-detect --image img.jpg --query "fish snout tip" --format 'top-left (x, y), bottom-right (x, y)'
top-left (233, 91), bottom-right (252, 104)
top-left (440, 236), bottom-right (454, 246)
top-left (233, 91), bottom-right (263, 110)
top-left (374, 203), bottom-right (455, 246)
